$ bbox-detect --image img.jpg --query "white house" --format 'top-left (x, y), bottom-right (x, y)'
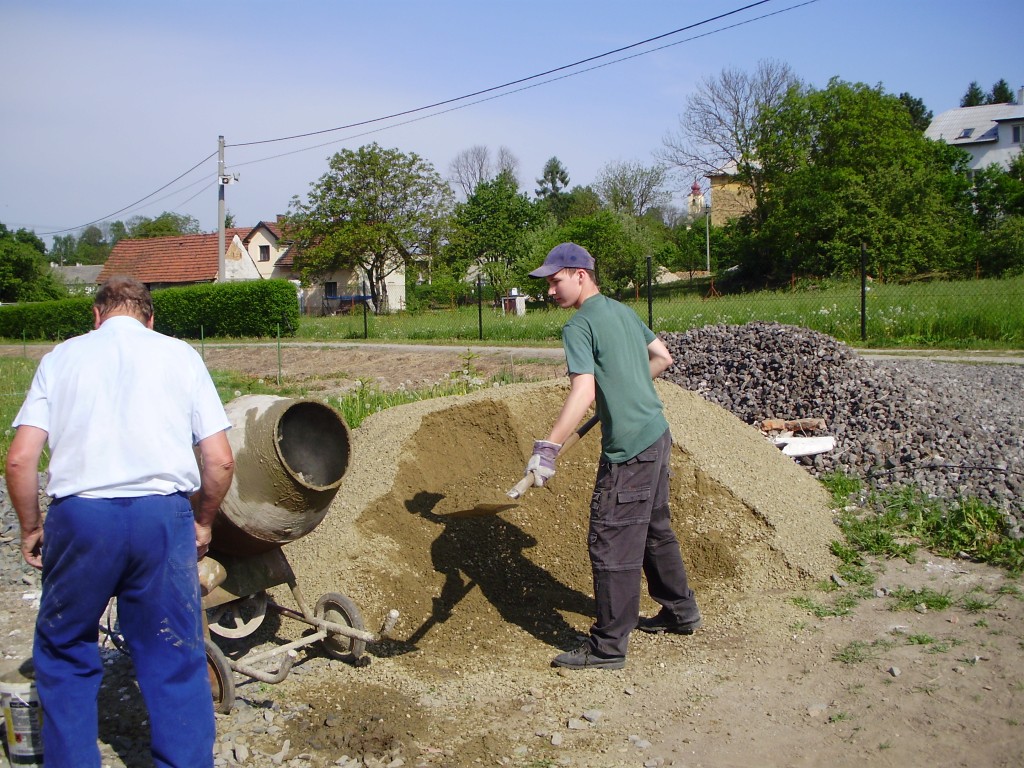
top-left (925, 87), bottom-right (1024, 172)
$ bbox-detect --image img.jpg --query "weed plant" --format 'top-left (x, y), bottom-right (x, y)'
top-left (821, 472), bottom-right (1024, 575)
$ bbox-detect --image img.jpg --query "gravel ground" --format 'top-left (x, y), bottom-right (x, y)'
top-left (660, 323), bottom-right (1024, 530)
top-left (1, 326), bottom-right (1022, 768)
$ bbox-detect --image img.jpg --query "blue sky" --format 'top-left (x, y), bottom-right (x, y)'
top-left (1, 0), bottom-right (1021, 245)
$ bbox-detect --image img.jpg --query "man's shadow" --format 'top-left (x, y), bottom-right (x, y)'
top-left (380, 491), bottom-right (593, 655)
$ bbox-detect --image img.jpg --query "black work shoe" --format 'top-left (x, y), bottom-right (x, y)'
top-left (551, 643), bottom-right (626, 670)
top-left (636, 611), bottom-right (703, 635)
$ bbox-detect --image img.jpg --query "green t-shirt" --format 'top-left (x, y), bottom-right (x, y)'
top-left (562, 293), bottom-right (669, 462)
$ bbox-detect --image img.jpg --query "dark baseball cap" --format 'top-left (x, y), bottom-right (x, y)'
top-left (528, 242), bottom-right (595, 278)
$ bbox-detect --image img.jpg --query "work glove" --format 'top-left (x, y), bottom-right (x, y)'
top-left (526, 440), bottom-right (560, 487)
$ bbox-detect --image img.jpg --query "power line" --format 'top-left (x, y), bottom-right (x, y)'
top-left (232, 0), bottom-right (823, 171)
top-left (38, 150), bottom-right (218, 236)
top-left (39, 0), bottom-right (820, 236)
top-left (228, 0), bottom-right (782, 149)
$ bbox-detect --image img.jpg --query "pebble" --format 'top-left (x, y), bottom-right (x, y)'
top-left (661, 323), bottom-right (1024, 528)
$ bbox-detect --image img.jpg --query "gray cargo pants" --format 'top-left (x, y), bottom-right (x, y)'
top-left (587, 428), bottom-right (700, 658)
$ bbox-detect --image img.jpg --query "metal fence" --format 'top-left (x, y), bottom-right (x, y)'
top-left (312, 264), bottom-right (1024, 348)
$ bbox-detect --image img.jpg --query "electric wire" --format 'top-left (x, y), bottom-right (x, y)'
top-left (228, 0), bottom-right (783, 148)
top-left (39, 150), bottom-right (218, 236)
top-left (231, 0), bottom-right (822, 170)
top-left (38, 0), bottom-right (820, 236)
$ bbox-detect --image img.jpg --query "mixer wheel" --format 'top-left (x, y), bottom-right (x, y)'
top-left (206, 638), bottom-right (236, 714)
top-left (207, 591), bottom-right (268, 638)
top-left (314, 592), bottom-right (366, 661)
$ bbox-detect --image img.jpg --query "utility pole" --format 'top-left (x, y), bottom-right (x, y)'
top-left (217, 135), bottom-right (226, 283)
top-left (705, 201), bottom-right (711, 272)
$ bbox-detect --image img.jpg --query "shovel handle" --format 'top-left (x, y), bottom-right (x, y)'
top-left (506, 414), bottom-right (599, 499)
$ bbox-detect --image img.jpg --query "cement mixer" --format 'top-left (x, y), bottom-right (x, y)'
top-left (100, 395), bottom-right (398, 714)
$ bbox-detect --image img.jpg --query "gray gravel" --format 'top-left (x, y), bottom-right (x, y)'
top-left (660, 322), bottom-right (1024, 534)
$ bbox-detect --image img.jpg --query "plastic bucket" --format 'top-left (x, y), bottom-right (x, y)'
top-left (0, 662), bottom-right (43, 767)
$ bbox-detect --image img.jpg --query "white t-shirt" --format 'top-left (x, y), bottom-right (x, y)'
top-left (13, 315), bottom-right (231, 499)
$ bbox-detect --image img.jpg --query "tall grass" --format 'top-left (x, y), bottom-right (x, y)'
top-left (0, 357), bottom-right (41, 470)
top-left (294, 275), bottom-right (1024, 348)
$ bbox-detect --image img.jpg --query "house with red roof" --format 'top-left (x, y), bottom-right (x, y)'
top-left (97, 218), bottom-right (407, 315)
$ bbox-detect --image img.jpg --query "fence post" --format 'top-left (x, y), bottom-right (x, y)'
top-left (860, 243), bottom-right (867, 342)
top-left (362, 281), bottom-right (368, 339)
top-left (646, 255), bottom-right (653, 329)
top-left (477, 276), bottom-right (483, 340)
top-left (277, 323), bottom-right (282, 386)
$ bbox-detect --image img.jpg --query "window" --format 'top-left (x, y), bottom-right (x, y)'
top-left (1013, 125), bottom-right (1022, 144)
top-left (325, 281), bottom-right (338, 298)
top-left (259, 244), bottom-right (270, 262)
top-left (957, 127), bottom-right (974, 139)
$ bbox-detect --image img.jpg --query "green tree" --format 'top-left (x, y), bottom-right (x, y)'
top-left (969, 153), bottom-right (1024, 275)
top-left (50, 234), bottom-right (76, 267)
top-left (563, 185), bottom-right (603, 221)
top-left (74, 225), bottom-right (110, 265)
top-left (535, 157), bottom-right (571, 222)
top-left (594, 160), bottom-right (670, 217)
top-left (988, 78), bottom-right (1015, 104)
top-left (445, 171), bottom-right (542, 297)
top-left (960, 81), bottom-right (986, 107)
top-left (529, 210), bottom-right (653, 299)
top-left (751, 78), bottom-right (975, 281)
top-left (125, 212), bottom-right (202, 239)
top-left (283, 143), bottom-right (454, 313)
top-left (897, 92), bottom-right (933, 132)
top-left (0, 224), bottom-right (67, 302)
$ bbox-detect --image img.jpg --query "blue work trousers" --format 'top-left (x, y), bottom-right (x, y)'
top-left (588, 429), bottom-right (700, 657)
top-left (34, 493), bottom-right (214, 768)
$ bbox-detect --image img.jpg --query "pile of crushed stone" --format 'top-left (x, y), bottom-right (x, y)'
top-left (660, 322), bottom-right (1024, 531)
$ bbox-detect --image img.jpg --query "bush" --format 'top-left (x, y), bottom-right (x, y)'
top-left (154, 280), bottom-right (300, 338)
top-left (0, 296), bottom-right (93, 340)
top-left (0, 279), bottom-right (300, 340)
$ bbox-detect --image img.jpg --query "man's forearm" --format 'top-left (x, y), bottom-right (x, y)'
top-left (5, 426), bottom-right (47, 531)
top-left (193, 430), bottom-right (235, 526)
top-left (193, 463), bottom-right (234, 527)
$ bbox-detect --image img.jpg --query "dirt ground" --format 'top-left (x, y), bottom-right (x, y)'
top-left (3, 344), bottom-right (1022, 768)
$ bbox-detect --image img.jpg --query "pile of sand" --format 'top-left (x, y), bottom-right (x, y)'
top-left (285, 380), bottom-right (838, 676)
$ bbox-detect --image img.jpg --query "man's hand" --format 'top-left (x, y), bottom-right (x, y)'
top-left (20, 526), bottom-right (43, 570)
top-left (525, 440), bottom-right (560, 487)
top-left (195, 521), bottom-right (213, 560)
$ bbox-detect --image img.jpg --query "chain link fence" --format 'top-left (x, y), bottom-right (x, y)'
top-left (305, 268), bottom-right (1024, 348)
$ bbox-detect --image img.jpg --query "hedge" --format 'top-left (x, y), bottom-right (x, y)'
top-left (0, 279), bottom-right (300, 341)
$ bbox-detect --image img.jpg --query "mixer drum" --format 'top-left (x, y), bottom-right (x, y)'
top-left (211, 395), bottom-right (351, 555)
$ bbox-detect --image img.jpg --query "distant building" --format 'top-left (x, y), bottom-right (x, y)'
top-left (97, 218), bottom-right (406, 315)
top-left (707, 161), bottom-right (755, 226)
top-left (51, 263), bottom-right (104, 295)
top-left (925, 87), bottom-right (1024, 173)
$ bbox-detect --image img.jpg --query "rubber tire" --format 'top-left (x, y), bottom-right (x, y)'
top-left (314, 592), bottom-right (367, 661)
top-left (205, 638), bottom-right (236, 714)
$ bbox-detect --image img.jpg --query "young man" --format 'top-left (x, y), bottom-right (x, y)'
top-left (6, 276), bottom-right (235, 767)
top-left (524, 243), bottom-right (701, 670)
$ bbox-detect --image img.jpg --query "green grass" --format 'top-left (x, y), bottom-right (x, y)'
top-left (821, 472), bottom-right (1024, 575)
top-left (795, 472), bottom-right (1024, 633)
top-left (0, 357), bottom-right (40, 469)
top-left (292, 274), bottom-right (1024, 348)
top-left (0, 352), bottom-right (534, 467)
top-left (832, 639), bottom-right (894, 664)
